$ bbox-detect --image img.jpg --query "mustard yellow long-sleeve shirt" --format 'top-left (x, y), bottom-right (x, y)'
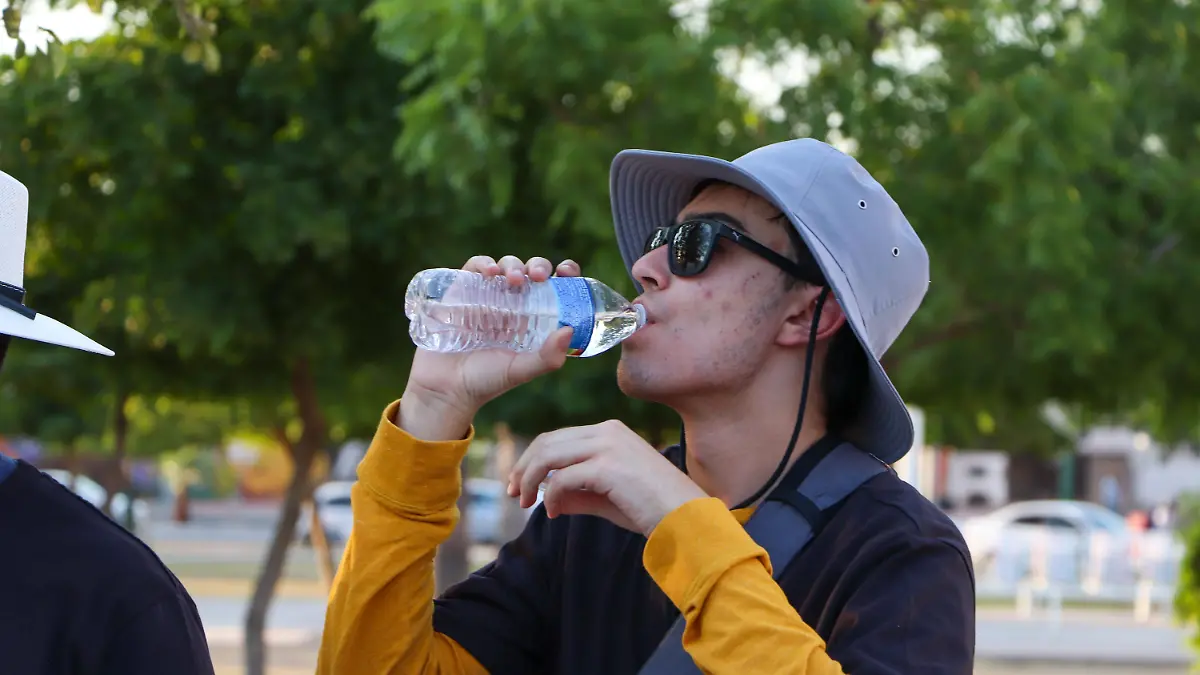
top-left (317, 401), bottom-right (976, 674)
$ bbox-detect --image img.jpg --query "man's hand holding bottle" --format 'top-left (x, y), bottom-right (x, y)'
top-left (398, 255), bottom-right (579, 442)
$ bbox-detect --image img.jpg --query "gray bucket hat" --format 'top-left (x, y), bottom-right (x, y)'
top-left (609, 138), bottom-right (928, 464)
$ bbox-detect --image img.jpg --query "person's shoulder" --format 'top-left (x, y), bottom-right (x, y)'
top-left (839, 470), bottom-right (972, 558)
top-left (8, 464), bottom-right (183, 594)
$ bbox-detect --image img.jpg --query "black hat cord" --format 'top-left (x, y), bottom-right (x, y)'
top-left (679, 287), bottom-right (831, 511)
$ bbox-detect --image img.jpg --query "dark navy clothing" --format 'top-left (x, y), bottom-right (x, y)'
top-left (0, 460), bottom-right (215, 675)
top-left (434, 445), bottom-right (977, 674)
top-left (0, 453), bottom-right (15, 485)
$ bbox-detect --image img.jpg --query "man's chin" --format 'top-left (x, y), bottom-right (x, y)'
top-left (615, 356), bottom-right (668, 403)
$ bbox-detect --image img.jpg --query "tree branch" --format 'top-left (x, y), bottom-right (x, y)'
top-left (882, 307), bottom-right (1013, 372)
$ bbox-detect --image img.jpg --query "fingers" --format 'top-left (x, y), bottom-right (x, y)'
top-left (504, 326), bottom-right (573, 386)
top-left (538, 463), bottom-right (636, 531)
top-left (496, 255), bottom-right (527, 286)
top-left (540, 464), bottom-right (602, 517)
top-left (462, 255), bottom-right (500, 276)
top-left (539, 325), bottom-right (575, 362)
top-left (527, 257), bottom-right (554, 282)
top-left (462, 255), bottom-right (581, 284)
top-left (510, 427), bottom-right (596, 508)
top-left (555, 259), bottom-right (581, 278)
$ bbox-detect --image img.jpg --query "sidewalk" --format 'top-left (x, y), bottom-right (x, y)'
top-left (195, 596), bottom-right (326, 647)
top-left (976, 608), bottom-right (1193, 667)
top-left (190, 590), bottom-right (1197, 668)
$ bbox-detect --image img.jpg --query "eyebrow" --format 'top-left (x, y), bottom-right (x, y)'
top-left (679, 209), bottom-right (790, 230)
top-left (678, 211), bottom-right (747, 232)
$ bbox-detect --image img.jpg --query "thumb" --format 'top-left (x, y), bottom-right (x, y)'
top-left (507, 326), bottom-right (574, 384)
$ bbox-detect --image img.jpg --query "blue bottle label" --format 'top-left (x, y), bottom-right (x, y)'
top-left (550, 277), bottom-right (595, 355)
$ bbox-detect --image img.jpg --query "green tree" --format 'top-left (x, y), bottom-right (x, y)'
top-left (368, 0), bottom-right (1200, 455)
top-left (367, 0), bottom-right (775, 439)
top-left (705, 0), bottom-right (1200, 449)
top-left (1175, 492), bottom-right (1200, 655)
top-left (0, 0), bottom-right (430, 671)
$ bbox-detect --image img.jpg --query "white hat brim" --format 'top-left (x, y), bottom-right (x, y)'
top-left (0, 305), bottom-right (114, 356)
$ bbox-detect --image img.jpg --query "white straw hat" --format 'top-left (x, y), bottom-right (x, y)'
top-left (0, 170), bottom-right (113, 356)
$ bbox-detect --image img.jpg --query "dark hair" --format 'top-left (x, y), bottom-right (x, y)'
top-left (689, 179), bottom-right (868, 434)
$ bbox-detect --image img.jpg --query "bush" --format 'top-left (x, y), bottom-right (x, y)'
top-left (1174, 492), bottom-right (1200, 656)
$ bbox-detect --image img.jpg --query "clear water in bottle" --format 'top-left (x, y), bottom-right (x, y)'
top-left (404, 268), bottom-right (647, 358)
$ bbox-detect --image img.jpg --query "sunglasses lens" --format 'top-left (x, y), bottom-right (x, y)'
top-left (643, 227), bottom-right (670, 256)
top-left (671, 221), bottom-right (715, 276)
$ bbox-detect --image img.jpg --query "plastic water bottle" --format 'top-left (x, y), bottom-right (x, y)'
top-left (404, 268), bottom-right (648, 358)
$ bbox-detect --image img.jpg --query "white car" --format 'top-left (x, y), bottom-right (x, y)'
top-left (297, 478), bottom-right (543, 545)
top-left (465, 477), bottom-right (544, 544)
top-left (296, 480), bottom-right (355, 544)
top-left (42, 469), bottom-right (151, 530)
top-left (960, 499), bottom-right (1147, 585)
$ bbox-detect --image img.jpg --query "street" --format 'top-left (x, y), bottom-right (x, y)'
top-left (192, 594), bottom-right (1195, 668)
top-left (206, 643), bottom-right (1190, 675)
top-left (151, 501), bottom-right (1197, 674)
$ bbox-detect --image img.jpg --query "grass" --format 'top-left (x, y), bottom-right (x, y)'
top-left (178, 576), bottom-right (330, 599)
top-left (976, 596), bottom-right (1141, 612)
top-left (167, 559), bottom-right (324, 581)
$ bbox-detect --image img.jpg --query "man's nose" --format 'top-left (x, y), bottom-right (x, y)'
top-left (631, 245), bottom-right (670, 292)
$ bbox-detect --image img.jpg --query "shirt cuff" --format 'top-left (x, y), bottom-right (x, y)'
top-left (642, 497), bottom-right (772, 612)
top-left (356, 399), bottom-right (476, 513)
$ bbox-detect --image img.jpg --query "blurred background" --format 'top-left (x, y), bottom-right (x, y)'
top-left (1, 0), bottom-right (1199, 673)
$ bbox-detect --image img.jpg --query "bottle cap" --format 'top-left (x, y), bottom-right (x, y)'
top-left (633, 303), bottom-right (647, 330)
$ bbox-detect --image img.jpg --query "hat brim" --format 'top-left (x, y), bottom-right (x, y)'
top-left (0, 305), bottom-right (114, 356)
top-left (609, 149), bottom-right (913, 464)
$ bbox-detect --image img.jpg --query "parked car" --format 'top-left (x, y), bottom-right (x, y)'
top-left (465, 477), bottom-right (544, 544)
top-left (296, 480), bottom-right (355, 544)
top-left (297, 477), bottom-right (543, 545)
top-left (42, 469), bottom-right (152, 531)
top-left (960, 499), bottom-right (1151, 585)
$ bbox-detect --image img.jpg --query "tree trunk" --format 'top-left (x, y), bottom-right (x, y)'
top-left (108, 389), bottom-right (134, 530)
top-left (494, 423), bottom-right (528, 542)
top-left (172, 485), bottom-right (191, 523)
top-left (308, 495), bottom-right (336, 591)
top-left (244, 358), bottom-right (327, 675)
top-left (435, 454), bottom-right (471, 594)
top-left (65, 443), bottom-right (79, 491)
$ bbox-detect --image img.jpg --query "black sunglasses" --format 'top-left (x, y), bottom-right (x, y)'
top-left (643, 218), bottom-right (825, 284)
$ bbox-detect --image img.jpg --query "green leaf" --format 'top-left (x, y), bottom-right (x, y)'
top-left (47, 41), bottom-right (66, 78)
top-left (201, 40), bottom-right (220, 73)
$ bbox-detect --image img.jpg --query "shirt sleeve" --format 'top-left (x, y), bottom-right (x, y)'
top-left (317, 400), bottom-right (562, 675)
top-left (316, 400), bottom-right (488, 675)
top-left (432, 505), bottom-right (563, 674)
top-left (99, 592), bottom-right (216, 675)
top-left (642, 497), bottom-right (975, 675)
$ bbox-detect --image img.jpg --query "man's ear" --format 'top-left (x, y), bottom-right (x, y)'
top-left (776, 288), bottom-right (846, 348)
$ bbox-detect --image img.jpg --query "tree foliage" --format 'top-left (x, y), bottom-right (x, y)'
top-left (0, 0), bottom-right (425, 671)
top-left (367, 0), bottom-right (1200, 451)
top-left (1, 0), bottom-right (1199, 660)
top-left (708, 0), bottom-right (1200, 447)
top-left (365, 0), bottom-right (776, 436)
top-left (1175, 492), bottom-right (1200, 654)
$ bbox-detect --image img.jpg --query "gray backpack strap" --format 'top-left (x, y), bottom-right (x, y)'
top-left (638, 442), bottom-right (888, 675)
